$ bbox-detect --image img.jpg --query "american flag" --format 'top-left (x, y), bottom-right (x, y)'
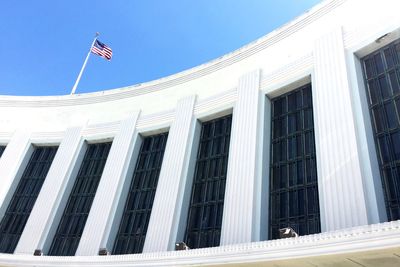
top-left (91, 39), bottom-right (112, 61)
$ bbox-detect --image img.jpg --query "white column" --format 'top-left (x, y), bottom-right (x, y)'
top-left (0, 130), bottom-right (31, 219)
top-left (313, 27), bottom-right (368, 231)
top-left (15, 127), bottom-right (84, 254)
top-left (220, 69), bottom-right (263, 245)
top-left (76, 113), bottom-right (140, 256)
top-left (143, 95), bottom-right (197, 252)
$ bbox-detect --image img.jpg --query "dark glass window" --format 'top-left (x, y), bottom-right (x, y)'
top-left (269, 84), bottom-right (320, 240)
top-left (362, 40), bottom-right (400, 221)
top-left (0, 146), bottom-right (58, 253)
top-left (184, 115), bottom-right (232, 249)
top-left (0, 146), bottom-right (6, 157)
top-left (48, 142), bottom-right (111, 256)
top-left (113, 132), bottom-right (168, 254)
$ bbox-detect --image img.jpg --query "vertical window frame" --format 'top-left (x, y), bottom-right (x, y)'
top-left (183, 114), bottom-right (232, 249)
top-left (361, 40), bottom-right (400, 221)
top-left (269, 84), bottom-right (321, 240)
top-left (0, 145), bottom-right (58, 253)
top-left (48, 142), bottom-right (112, 256)
top-left (112, 132), bottom-right (168, 255)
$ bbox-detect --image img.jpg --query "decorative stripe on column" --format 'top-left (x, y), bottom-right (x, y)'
top-left (220, 69), bottom-right (262, 245)
top-left (143, 95), bottom-right (197, 252)
top-left (76, 113), bottom-right (140, 256)
top-left (313, 27), bottom-right (368, 231)
top-left (14, 127), bottom-right (83, 254)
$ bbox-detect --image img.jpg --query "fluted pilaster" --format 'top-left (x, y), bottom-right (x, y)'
top-left (313, 27), bottom-right (368, 231)
top-left (143, 95), bottom-right (197, 252)
top-left (220, 69), bottom-right (263, 245)
top-left (14, 127), bottom-right (84, 254)
top-left (76, 113), bottom-right (140, 256)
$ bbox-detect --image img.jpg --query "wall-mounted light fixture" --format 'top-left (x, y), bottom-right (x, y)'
top-left (33, 249), bottom-right (43, 256)
top-left (375, 33), bottom-right (390, 43)
top-left (279, 227), bottom-right (299, 238)
top-left (175, 242), bottom-right (190, 251)
top-left (98, 248), bottom-right (110, 256)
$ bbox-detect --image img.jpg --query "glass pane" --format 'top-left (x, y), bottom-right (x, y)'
top-left (288, 137), bottom-right (296, 160)
top-left (298, 189), bottom-right (305, 216)
top-left (375, 53), bottom-right (384, 74)
top-left (288, 112), bottom-right (300, 134)
top-left (303, 86), bottom-right (312, 107)
top-left (364, 58), bottom-right (376, 79)
top-left (280, 166), bottom-right (287, 189)
top-left (368, 80), bottom-right (380, 105)
top-left (288, 93), bottom-right (297, 112)
top-left (297, 161), bottom-right (304, 185)
top-left (396, 43), bottom-right (400, 61)
top-left (280, 140), bottom-right (287, 161)
top-left (280, 193), bottom-right (287, 218)
top-left (396, 99), bottom-right (400, 120)
top-left (391, 131), bottom-right (400, 161)
top-left (389, 71), bottom-right (400, 95)
top-left (384, 47), bottom-right (397, 68)
top-left (378, 136), bottom-right (390, 165)
top-left (296, 135), bottom-right (303, 157)
top-left (289, 162), bottom-right (296, 187)
top-left (304, 109), bottom-right (313, 130)
top-left (383, 168), bottom-right (397, 200)
top-left (384, 101), bottom-right (399, 129)
top-left (273, 118), bottom-right (286, 138)
top-left (304, 131), bottom-right (314, 155)
top-left (307, 187), bottom-right (318, 215)
top-left (379, 76), bottom-right (391, 99)
top-left (274, 97), bottom-right (286, 117)
top-left (289, 190), bottom-right (297, 217)
top-left (372, 106), bottom-right (385, 133)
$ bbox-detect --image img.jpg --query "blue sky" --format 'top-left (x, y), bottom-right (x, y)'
top-left (0, 0), bottom-right (321, 96)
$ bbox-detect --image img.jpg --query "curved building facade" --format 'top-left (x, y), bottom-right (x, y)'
top-left (1, 0), bottom-right (400, 266)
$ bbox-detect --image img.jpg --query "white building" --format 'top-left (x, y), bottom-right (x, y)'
top-left (0, 0), bottom-right (400, 266)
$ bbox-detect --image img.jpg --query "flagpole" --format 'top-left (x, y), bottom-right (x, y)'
top-left (70, 32), bottom-right (99, 95)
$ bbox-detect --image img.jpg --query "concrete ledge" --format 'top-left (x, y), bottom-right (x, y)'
top-left (2, 220), bottom-right (400, 267)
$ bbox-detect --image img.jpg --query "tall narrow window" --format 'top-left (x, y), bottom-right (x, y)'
top-left (269, 84), bottom-right (320, 240)
top-left (0, 146), bottom-right (6, 157)
top-left (48, 142), bottom-right (111, 256)
top-left (112, 132), bottom-right (168, 254)
top-left (362, 40), bottom-right (400, 221)
top-left (184, 115), bottom-right (232, 249)
top-left (0, 146), bottom-right (58, 253)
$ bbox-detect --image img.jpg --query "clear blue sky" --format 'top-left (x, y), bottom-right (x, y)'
top-left (0, 0), bottom-right (321, 96)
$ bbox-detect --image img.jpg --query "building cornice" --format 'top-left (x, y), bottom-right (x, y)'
top-left (0, 0), bottom-right (345, 108)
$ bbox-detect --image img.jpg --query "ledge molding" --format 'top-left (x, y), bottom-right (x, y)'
top-left (3, 220), bottom-right (400, 266)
